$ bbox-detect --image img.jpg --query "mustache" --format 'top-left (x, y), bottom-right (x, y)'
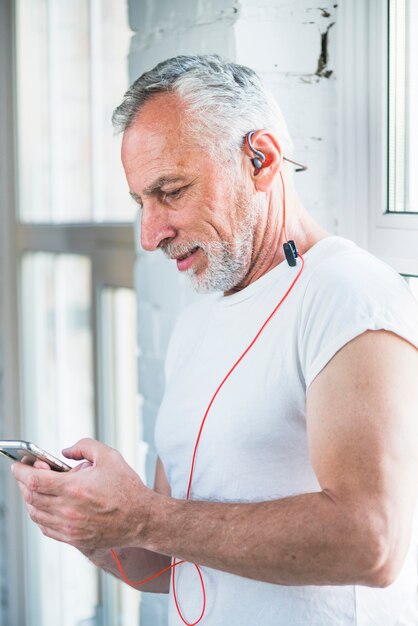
top-left (160, 241), bottom-right (207, 259)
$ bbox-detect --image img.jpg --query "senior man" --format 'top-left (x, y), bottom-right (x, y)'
top-left (13, 55), bottom-right (418, 625)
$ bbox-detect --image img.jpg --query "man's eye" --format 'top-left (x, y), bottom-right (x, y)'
top-left (162, 188), bottom-right (182, 202)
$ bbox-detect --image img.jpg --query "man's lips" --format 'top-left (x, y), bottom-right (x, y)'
top-left (175, 247), bottom-right (200, 271)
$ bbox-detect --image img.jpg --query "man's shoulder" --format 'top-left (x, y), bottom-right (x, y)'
top-left (298, 237), bottom-right (418, 342)
top-left (298, 239), bottom-right (418, 389)
top-left (303, 238), bottom-right (409, 298)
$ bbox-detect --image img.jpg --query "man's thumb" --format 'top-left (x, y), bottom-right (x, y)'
top-left (62, 438), bottom-right (104, 463)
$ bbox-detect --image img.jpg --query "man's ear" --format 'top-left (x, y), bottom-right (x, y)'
top-left (244, 129), bottom-right (283, 192)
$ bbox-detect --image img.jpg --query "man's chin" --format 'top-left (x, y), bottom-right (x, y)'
top-left (186, 268), bottom-right (242, 294)
top-left (188, 275), bottom-right (220, 294)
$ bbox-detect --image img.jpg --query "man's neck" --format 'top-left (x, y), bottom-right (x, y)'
top-left (224, 184), bottom-right (331, 296)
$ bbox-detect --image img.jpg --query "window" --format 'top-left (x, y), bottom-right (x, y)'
top-left (370, 0), bottom-right (418, 274)
top-left (21, 253), bottom-right (97, 626)
top-left (2, 1), bottom-right (144, 624)
top-left (100, 288), bottom-right (143, 626)
top-left (338, 0), bottom-right (418, 275)
top-left (388, 0), bottom-right (418, 213)
top-left (16, 0), bottom-right (133, 223)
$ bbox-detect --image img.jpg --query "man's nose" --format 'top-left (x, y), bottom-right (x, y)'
top-left (140, 205), bottom-right (176, 251)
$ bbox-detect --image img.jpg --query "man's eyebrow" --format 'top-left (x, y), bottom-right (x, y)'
top-left (129, 191), bottom-right (142, 204)
top-left (143, 176), bottom-right (187, 196)
top-left (129, 176), bottom-right (187, 205)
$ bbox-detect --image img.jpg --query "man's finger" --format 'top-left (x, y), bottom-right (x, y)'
top-left (23, 486), bottom-right (58, 508)
top-left (62, 438), bottom-right (111, 464)
top-left (38, 524), bottom-right (67, 544)
top-left (11, 462), bottom-right (63, 495)
top-left (26, 504), bottom-right (62, 528)
top-left (34, 460), bottom-right (52, 470)
top-left (71, 461), bottom-right (94, 472)
top-left (30, 509), bottom-right (88, 547)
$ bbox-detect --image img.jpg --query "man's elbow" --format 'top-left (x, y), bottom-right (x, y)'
top-left (359, 526), bottom-right (406, 588)
top-left (365, 557), bottom-right (402, 588)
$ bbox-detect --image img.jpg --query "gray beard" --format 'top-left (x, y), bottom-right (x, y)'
top-left (161, 198), bottom-right (259, 293)
top-left (185, 235), bottom-right (254, 293)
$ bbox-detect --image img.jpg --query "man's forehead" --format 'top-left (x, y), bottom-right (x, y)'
top-left (122, 133), bottom-right (192, 190)
top-left (124, 93), bottom-right (185, 144)
top-left (121, 98), bottom-right (197, 171)
top-left (122, 118), bottom-right (180, 159)
top-left (122, 103), bottom-right (198, 198)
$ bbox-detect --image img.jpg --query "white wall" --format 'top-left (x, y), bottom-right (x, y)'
top-left (236, 0), bottom-right (339, 230)
top-left (128, 1), bottom-right (339, 623)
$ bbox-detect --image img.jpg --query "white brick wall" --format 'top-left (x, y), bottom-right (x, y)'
top-left (234, 0), bottom-right (339, 230)
top-left (128, 1), bottom-right (339, 624)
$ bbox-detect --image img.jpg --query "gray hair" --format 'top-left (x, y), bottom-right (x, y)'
top-left (112, 54), bottom-right (293, 162)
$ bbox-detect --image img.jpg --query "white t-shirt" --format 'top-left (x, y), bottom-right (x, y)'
top-left (154, 235), bottom-right (418, 626)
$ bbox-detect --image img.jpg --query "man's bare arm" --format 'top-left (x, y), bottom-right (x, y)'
top-left (81, 457), bottom-right (171, 593)
top-left (140, 331), bottom-right (418, 587)
top-left (14, 331), bottom-right (418, 588)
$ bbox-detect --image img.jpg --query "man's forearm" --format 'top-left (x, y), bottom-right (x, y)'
top-left (80, 546), bottom-right (171, 593)
top-left (142, 490), bottom-right (389, 587)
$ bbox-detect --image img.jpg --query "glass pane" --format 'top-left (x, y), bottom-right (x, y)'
top-left (17, 0), bottom-right (92, 222)
top-left (21, 253), bottom-right (98, 626)
top-left (91, 0), bottom-right (133, 222)
top-left (388, 0), bottom-right (418, 213)
top-left (16, 0), bottom-right (134, 223)
top-left (100, 288), bottom-right (143, 626)
top-left (16, 0), bottom-right (50, 221)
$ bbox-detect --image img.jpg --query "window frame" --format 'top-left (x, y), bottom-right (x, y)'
top-left (0, 1), bottom-right (139, 624)
top-left (0, 2), bottom-right (25, 625)
top-left (337, 0), bottom-right (418, 275)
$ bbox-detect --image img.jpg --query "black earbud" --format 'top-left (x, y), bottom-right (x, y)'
top-left (246, 130), bottom-right (299, 268)
top-left (246, 131), bottom-right (266, 172)
top-left (283, 240), bottom-right (298, 267)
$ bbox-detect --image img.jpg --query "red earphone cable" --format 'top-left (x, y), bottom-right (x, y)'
top-left (110, 548), bottom-right (185, 585)
top-left (110, 170), bottom-right (305, 625)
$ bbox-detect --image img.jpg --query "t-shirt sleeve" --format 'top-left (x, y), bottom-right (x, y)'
top-left (298, 250), bottom-right (418, 391)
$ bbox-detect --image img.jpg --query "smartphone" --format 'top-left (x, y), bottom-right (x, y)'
top-left (0, 440), bottom-right (71, 472)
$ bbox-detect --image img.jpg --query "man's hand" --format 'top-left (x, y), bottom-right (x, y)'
top-left (11, 438), bottom-right (156, 551)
